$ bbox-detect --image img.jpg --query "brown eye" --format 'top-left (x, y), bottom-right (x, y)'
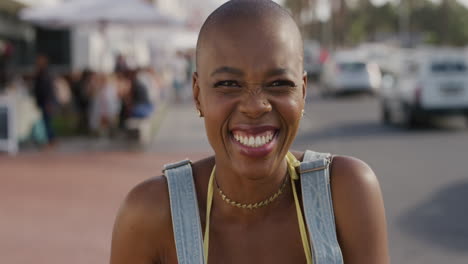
top-left (269, 80), bottom-right (296, 87)
top-left (214, 80), bottom-right (241, 87)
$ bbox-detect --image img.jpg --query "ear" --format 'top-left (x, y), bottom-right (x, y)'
top-left (192, 72), bottom-right (202, 111)
top-left (302, 71), bottom-right (308, 101)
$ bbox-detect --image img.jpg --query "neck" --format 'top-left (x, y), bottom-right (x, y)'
top-left (211, 157), bottom-right (291, 220)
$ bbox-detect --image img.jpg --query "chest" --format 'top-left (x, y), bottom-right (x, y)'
top-left (161, 207), bottom-right (307, 264)
top-left (205, 206), bottom-right (307, 264)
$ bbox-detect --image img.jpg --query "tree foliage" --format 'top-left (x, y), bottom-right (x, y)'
top-left (284, 0), bottom-right (468, 47)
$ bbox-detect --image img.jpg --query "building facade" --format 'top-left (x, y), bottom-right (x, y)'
top-left (0, 0), bottom-right (35, 80)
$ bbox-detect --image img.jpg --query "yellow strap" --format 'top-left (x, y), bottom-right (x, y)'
top-left (286, 152), bottom-right (313, 264)
top-left (203, 153), bottom-right (312, 264)
top-left (204, 165), bottom-right (215, 264)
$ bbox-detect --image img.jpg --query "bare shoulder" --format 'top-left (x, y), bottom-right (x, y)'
top-left (119, 175), bottom-right (172, 230)
top-left (110, 175), bottom-right (174, 264)
top-left (330, 155), bottom-right (380, 195)
top-left (109, 156), bottom-right (216, 264)
top-left (330, 156), bottom-right (389, 264)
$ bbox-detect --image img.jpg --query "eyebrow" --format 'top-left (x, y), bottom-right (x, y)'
top-left (210, 66), bottom-right (244, 77)
top-left (210, 67), bottom-right (293, 77)
top-left (265, 68), bottom-right (292, 77)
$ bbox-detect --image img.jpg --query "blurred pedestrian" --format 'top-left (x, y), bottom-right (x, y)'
top-left (89, 73), bottom-right (120, 135)
top-left (172, 51), bottom-right (188, 102)
top-left (117, 72), bottom-right (131, 130)
top-left (128, 69), bottom-right (153, 118)
top-left (33, 54), bottom-right (57, 146)
top-left (138, 66), bottom-right (160, 104)
top-left (114, 53), bottom-right (128, 74)
top-left (0, 41), bottom-right (13, 91)
top-left (71, 69), bottom-right (94, 133)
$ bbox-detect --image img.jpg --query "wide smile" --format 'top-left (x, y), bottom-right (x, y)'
top-left (229, 126), bottom-right (279, 158)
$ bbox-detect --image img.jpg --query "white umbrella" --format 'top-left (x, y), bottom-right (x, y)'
top-left (20, 0), bottom-right (101, 28)
top-left (77, 0), bottom-right (182, 26)
top-left (20, 0), bottom-right (182, 28)
top-left (20, 0), bottom-right (184, 71)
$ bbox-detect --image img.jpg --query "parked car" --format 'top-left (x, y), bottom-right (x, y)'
top-left (380, 50), bottom-right (468, 127)
top-left (320, 54), bottom-right (382, 96)
top-left (303, 40), bottom-right (322, 81)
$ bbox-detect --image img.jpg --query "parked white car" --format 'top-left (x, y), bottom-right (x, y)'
top-left (304, 40), bottom-right (322, 80)
top-left (380, 50), bottom-right (468, 127)
top-left (320, 54), bottom-right (382, 96)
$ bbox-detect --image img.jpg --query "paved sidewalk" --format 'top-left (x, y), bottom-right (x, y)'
top-left (0, 151), bottom-right (208, 264)
top-left (0, 102), bottom-right (213, 264)
top-left (14, 102), bottom-right (211, 155)
top-left (150, 102), bottom-right (212, 153)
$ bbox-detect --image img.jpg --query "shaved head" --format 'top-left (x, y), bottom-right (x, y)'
top-left (192, 1), bottom-right (307, 178)
top-left (196, 0), bottom-right (303, 71)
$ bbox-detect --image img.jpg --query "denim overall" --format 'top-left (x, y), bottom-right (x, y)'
top-left (163, 150), bottom-right (344, 264)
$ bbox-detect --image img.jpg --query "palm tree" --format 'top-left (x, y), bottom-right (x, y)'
top-left (284, 0), bottom-right (318, 28)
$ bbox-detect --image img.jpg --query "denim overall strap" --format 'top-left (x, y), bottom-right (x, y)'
top-left (300, 150), bottom-right (344, 264)
top-left (164, 160), bottom-right (205, 264)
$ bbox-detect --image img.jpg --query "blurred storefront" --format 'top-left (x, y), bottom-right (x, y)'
top-left (0, 0), bottom-right (34, 86)
top-left (2, 0), bottom-right (73, 77)
top-left (35, 27), bottom-right (71, 70)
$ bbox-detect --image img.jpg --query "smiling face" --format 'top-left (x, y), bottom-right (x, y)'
top-left (194, 9), bottom-right (306, 178)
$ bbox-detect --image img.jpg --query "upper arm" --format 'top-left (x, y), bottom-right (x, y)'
top-left (110, 176), bottom-right (172, 264)
top-left (330, 156), bottom-right (389, 264)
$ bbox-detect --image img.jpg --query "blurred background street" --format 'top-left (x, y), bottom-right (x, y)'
top-left (1, 0), bottom-right (468, 263)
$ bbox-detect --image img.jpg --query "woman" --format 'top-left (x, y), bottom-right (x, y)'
top-left (110, 1), bottom-right (389, 263)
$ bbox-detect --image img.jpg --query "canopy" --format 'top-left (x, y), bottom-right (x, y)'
top-left (79, 0), bottom-right (181, 26)
top-left (20, 0), bottom-right (182, 28)
top-left (20, 0), bottom-right (100, 27)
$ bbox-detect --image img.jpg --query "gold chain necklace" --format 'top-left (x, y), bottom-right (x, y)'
top-left (215, 174), bottom-right (289, 210)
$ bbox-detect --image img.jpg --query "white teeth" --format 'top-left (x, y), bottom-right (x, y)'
top-left (233, 131), bottom-right (276, 148)
top-left (255, 136), bottom-right (261, 147)
top-left (248, 136), bottom-right (254, 146)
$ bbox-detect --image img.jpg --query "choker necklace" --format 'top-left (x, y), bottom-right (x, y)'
top-left (215, 174), bottom-right (289, 210)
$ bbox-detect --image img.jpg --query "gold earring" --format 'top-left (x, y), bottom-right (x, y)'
top-left (301, 109), bottom-right (304, 118)
top-left (196, 109), bottom-right (202, 117)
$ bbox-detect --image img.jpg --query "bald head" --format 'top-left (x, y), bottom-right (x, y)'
top-left (196, 0), bottom-right (303, 71)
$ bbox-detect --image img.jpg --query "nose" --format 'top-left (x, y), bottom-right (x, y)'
top-left (238, 91), bottom-right (272, 119)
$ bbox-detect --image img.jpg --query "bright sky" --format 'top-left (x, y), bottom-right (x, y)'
top-left (313, 0), bottom-right (468, 21)
top-left (18, 0), bottom-right (468, 19)
top-left (373, 0), bottom-right (468, 8)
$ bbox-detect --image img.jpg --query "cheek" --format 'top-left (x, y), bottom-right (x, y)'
top-left (202, 113), bottom-right (224, 154)
top-left (201, 93), bottom-right (235, 122)
top-left (271, 96), bottom-right (304, 142)
top-left (273, 95), bottom-right (304, 121)
top-left (200, 93), bottom-right (237, 146)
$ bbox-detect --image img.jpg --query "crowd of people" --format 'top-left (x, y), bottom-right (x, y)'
top-left (1, 53), bottom-right (175, 148)
top-left (67, 60), bottom-right (160, 136)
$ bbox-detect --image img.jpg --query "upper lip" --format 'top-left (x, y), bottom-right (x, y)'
top-left (230, 125), bottom-right (279, 135)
